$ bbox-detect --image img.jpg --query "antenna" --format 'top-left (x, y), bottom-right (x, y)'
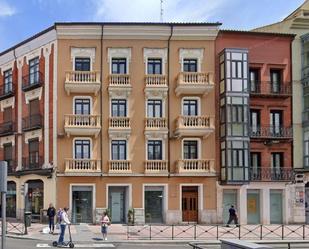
top-left (160, 0), bottom-right (163, 22)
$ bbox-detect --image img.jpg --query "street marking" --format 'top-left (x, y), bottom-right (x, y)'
top-left (36, 243), bottom-right (115, 248)
top-left (93, 244), bottom-right (115, 248)
top-left (36, 244), bottom-right (51, 248)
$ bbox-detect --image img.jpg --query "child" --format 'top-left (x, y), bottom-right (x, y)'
top-left (101, 211), bottom-right (110, 241)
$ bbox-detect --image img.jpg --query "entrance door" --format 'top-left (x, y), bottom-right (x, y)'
top-left (72, 186), bottom-right (93, 223)
top-left (306, 184), bottom-right (309, 224)
top-left (270, 190), bottom-right (283, 224)
top-left (26, 180), bottom-right (44, 221)
top-left (247, 190), bottom-right (260, 224)
top-left (223, 190), bottom-right (237, 224)
top-left (182, 186), bottom-right (198, 222)
top-left (109, 187), bottom-right (126, 223)
top-left (145, 186), bottom-right (164, 223)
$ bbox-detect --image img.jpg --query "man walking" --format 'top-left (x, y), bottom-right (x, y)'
top-left (226, 205), bottom-right (239, 227)
top-left (47, 203), bottom-right (56, 234)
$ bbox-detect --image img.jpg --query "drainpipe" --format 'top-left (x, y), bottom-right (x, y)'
top-left (167, 25), bottom-right (173, 177)
top-left (100, 25), bottom-right (104, 176)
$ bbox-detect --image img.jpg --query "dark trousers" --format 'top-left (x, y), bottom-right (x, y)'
top-left (58, 224), bottom-right (66, 244)
top-left (227, 215), bottom-right (238, 225)
top-left (49, 217), bottom-right (55, 231)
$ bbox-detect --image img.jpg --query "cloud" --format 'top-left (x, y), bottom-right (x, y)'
top-left (92, 0), bottom-right (226, 22)
top-left (0, 1), bottom-right (16, 17)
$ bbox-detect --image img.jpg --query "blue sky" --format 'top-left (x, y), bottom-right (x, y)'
top-left (0, 0), bottom-right (305, 52)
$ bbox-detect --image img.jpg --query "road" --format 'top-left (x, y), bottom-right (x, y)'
top-left (5, 238), bottom-right (194, 249)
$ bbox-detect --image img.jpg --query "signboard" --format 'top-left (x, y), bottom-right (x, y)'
top-left (0, 161), bottom-right (7, 193)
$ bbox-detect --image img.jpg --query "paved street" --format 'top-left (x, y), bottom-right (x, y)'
top-left (5, 238), bottom-right (191, 249)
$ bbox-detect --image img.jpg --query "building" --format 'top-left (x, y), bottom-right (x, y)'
top-left (255, 0), bottom-right (309, 223)
top-left (215, 30), bottom-right (296, 224)
top-left (0, 27), bottom-right (57, 220)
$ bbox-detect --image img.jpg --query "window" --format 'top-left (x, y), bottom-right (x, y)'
top-left (250, 152), bottom-right (261, 180)
top-left (147, 140), bottom-right (162, 160)
top-left (232, 149), bottom-right (244, 167)
top-left (271, 152), bottom-right (283, 179)
top-left (74, 98), bottom-right (90, 115)
top-left (304, 131), bottom-right (309, 167)
top-left (147, 99), bottom-right (162, 118)
top-left (29, 57), bottom-right (39, 85)
top-left (147, 58), bottom-right (162, 74)
top-left (111, 140), bottom-right (126, 160)
top-left (270, 69), bottom-right (282, 93)
top-left (29, 99), bottom-right (40, 127)
top-left (183, 59), bottom-right (197, 72)
top-left (3, 107), bottom-right (12, 123)
top-left (249, 69), bottom-right (259, 92)
top-left (183, 99), bottom-right (198, 116)
top-left (29, 139), bottom-right (39, 168)
top-left (270, 110), bottom-right (282, 136)
top-left (112, 58), bottom-right (126, 74)
top-left (75, 58), bottom-right (90, 71)
top-left (3, 143), bottom-right (13, 172)
top-left (74, 140), bottom-right (90, 159)
top-left (250, 110), bottom-right (260, 134)
top-left (3, 69), bottom-right (12, 94)
top-left (231, 60), bottom-right (243, 79)
top-left (232, 105), bottom-right (243, 123)
top-left (111, 99), bottom-right (127, 117)
top-left (183, 140), bottom-right (198, 159)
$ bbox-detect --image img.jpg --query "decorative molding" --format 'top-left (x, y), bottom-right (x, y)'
top-left (179, 48), bottom-right (204, 72)
top-left (108, 87), bottom-right (132, 98)
top-left (17, 59), bottom-right (24, 69)
top-left (0, 96), bottom-right (15, 111)
top-left (0, 61), bottom-right (14, 75)
top-left (24, 129), bottom-right (42, 143)
top-left (25, 48), bottom-right (42, 64)
top-left (25, 86), bottom-right (43, 104)
top-left (0, 135), bottom-right (15, 148)
top-left (145, 132), bottom-right (168, 140)
top-left (143, 48), bottom-right (167, 63)
top-left (144, 89), bottom-right (168, 99)
top-left (71, 47), bottom-right (96, 66)
top-left (107, 48), bottom-right (131, 73)
top-left (108, 131), bottom-right (131, 139)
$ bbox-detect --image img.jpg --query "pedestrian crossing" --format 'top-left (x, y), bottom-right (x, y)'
top-left (36, 243), bottom-right (115, 248)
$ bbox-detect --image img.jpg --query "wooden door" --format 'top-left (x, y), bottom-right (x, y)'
top-left (182, 190), bottom-right (198, 222)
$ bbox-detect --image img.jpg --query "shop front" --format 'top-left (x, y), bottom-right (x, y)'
top-left (26, 180), bottom-right (44, 221)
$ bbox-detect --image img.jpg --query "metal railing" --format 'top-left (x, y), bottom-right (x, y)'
top-left (249, 126), bottom-right (293, 138)
top-left (22, 114), bottom-right (43, 131)
top-left (145, 74), bottom-right (167, 86)
top-left (65, 159), bottom-right (101, 173)
top-left (127, 224), bottom-right (309, 241)
top-left (22, 72), bottom-right (44, 91)
top-left (65, 71), bottom-right (100, 83)
top-left (177, 72), bottom-right (213, 85)
top-left (249, 81), bottom-right (291, 96)
top-left (22, 156), bottom-right (43, 170)
top-left (109, 74), bottom-right (130, 85)
top-left (250, 167), bottom-right (294, 181)
top-left (0, 83), bottom-right (14, 100)
top-left (0, 220), bottom-right (26, 235)
top-left (177, 159), bottom-right (215, 173)
top-left (0, 121), bottom-right (15, 136)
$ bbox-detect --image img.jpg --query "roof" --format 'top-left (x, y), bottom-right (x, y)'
top-left (284, 0), bottom-right (309, 20)
top-left (219, 29), bottom-right (296, 38)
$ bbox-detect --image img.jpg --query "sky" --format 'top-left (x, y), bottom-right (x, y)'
top-left (0, 0), bottom-right (305, 52)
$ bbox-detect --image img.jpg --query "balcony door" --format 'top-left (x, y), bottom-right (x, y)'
top-left (183, 140), bottom-right (198, 160)
top-left (147, 140), bottom-right (162, 160)
top-left (249, 69), bottom-right (259, 93)
top-left (270, 110), bottom-right (282, 136)
top-left (3, 143), bottom-right (13, 173)
top-left (74, 140), bottom-right (90, 159)
top-left (270, 69), bottom-right (281, 93)
top-left (147, 99), bottom-right (162, 118)
top-left (250, 110), bottom-right (260, 135)
top-left (75, 57), bottom-right (90, 71)
top-left (183, 99), bottom-right (198, 116)
top-left (147, 58), bottom-right (162, 75)
top-left (112, 58), bottom-right (127, 74)
top-left (29, 99), bottom-right (40, 128)
top-left (111, 140), bottom-right (126, 160)
top-left (74, 98), bottom-right (90, 115)
top-left (111, 99), bottom-right (126, 117)
top-left (250, 152), bottom-right (261, 180)
top-left (271, 152), bottom-right (283, 180)
top-left (29, 57), bottom-right (39, 85)
top-left (3, 69), bottom-right (12, 94)
top-left (183, 59), bottom-right (197, 72)
top-left (29, 138), bottom-right (39, 169)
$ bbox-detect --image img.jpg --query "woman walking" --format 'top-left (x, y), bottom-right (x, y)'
top-left (101, 211), bottom-right (110, 241)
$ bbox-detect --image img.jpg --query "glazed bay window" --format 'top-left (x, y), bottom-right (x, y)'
top-left (147, 58), bottom-right (162, 74)
top-left (74, 140), bottom-right (90, 159)
top-left (183, 59), bottom-right (197, 72)
top-left (3, 69), bottom-right (13, 94)
top-left (183, 99), bottom-right (198, 116)
top-left (29, 57), bottom-right (40, 85)
top-left (249, 69), bottom-right (259, 93)
top-left (111, 99), bottom-right (127, 117)
top-left (75, 57), bottom-right (90, 71)
top-left (111, 140), bottom-right (127, 160)
top-left (147, 99), bottom-right (162, 118)
top-left (270, 69), bottom-right (282, 93)
top-left (112, 58), bottom-right (126, 74)
top-left (147, 140), bottom-right (162, 160)
top-left (183, 140), bottom-right (198, 159)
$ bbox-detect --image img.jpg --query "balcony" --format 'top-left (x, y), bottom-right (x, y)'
top-left (144, 118), bottom-right (168, 138)
top-left (145, 160), bottom-right (168, 174)
top-left (249, 82), bottom-right (291, 98)
top-left (144, 75), bottom-right (168, 97)
top-left (0, 83), bottom-right (14, 101)
top-left (108, 117), bottom-right (131, 137)
top-left (22, 114), bottom-right (43, 131)
top-left (6, 159), bottom-right (16, 175)
top-left (64, 159), bottom-right (101, 174)
top-left (22, 72), bottom-right (44, 92)
top-left (109, 160), bottom-right (132, 174)
top-left (108, 74), bottom-right (132, 97)
top-left (64, 71), bottom-right (101, 95)
top-left (22, 156), bottom-right (43, 171)
top-left (177, 159), bottom-right (215, 174)
top-left (250, 167), bottom-right (293, 181)
top-left (175, 72), bottom-right (214, 96)
top-left (0, 121), bottom-right (15, 137)
top-left (249, 126), bottom-right (293, 139)
top-left (174, 115), bottom-right (214, 138)
top-left (64, 114), bottom-right (101, 137)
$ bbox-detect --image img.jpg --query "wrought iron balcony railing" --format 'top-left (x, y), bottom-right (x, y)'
top-left (22, 72), bottom-right (44, 91)
top-left (250, 167), bottom-right (294, 181)
top-left (0, 121), bottom-right (15, 136)
top-left (249, 126), bottom-right (292, 139)
top-left (5, 159), bottom-right (16, 174)
top-left (22, 156), bottom-right (43, 171)
top-left (249, 81), bottom-right (291, 96)
top-left (22, 114), bottom-right (43, 131)
top-left (0, 83), bottom-right (14, 100)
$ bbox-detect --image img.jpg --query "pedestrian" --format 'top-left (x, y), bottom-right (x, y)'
top-left (47, 203), bottom-right (56, 234)
top-left (101, 211), bottom-right (110, 241)
top-left (58, 207), bottom-right (71, 245)
top-left (226, 205), bottom-right (239, 227)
